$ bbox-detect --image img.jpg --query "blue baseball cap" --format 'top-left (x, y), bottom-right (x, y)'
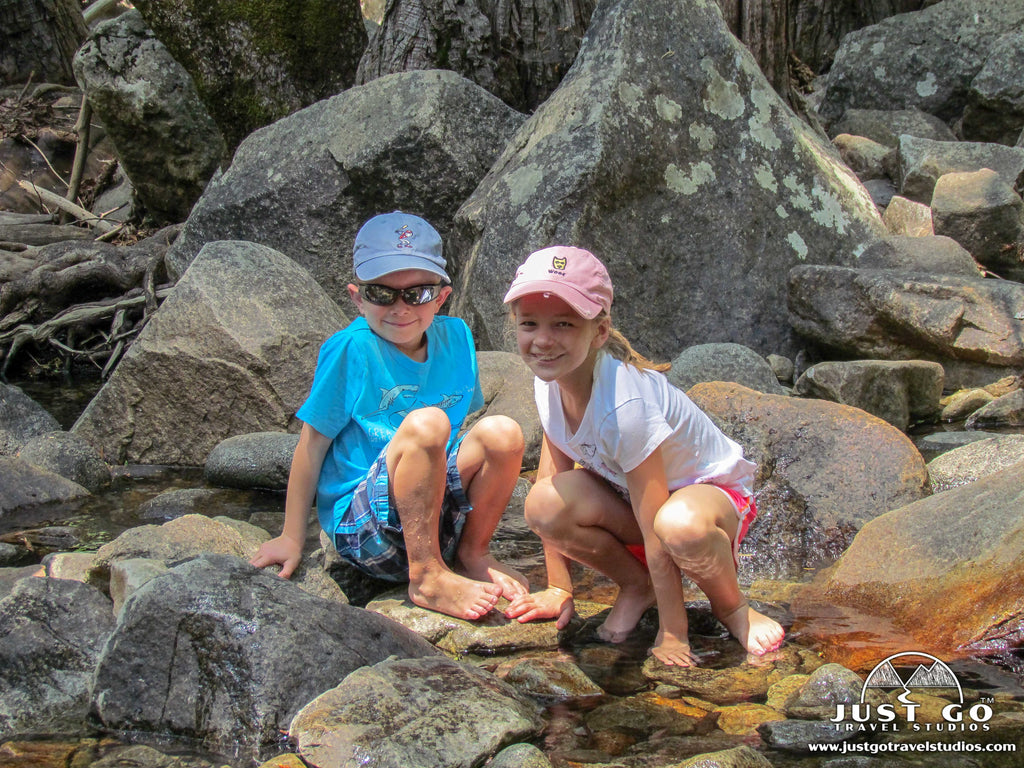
top-left (352, 211), bottom-right (450, 282)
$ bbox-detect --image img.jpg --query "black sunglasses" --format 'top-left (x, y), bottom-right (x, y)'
top-left (359, 282), bottom-right (444, 306)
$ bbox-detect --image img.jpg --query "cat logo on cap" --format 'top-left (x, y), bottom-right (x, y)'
top-left (551, 254), bottom-right (567, 271)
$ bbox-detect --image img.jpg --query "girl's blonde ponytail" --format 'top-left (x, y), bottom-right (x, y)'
top-left (601, 320), bottom-right (670, 373)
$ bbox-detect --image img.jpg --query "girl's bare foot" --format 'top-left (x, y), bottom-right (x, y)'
top-left (596, 581), bottom-right (656, 643)
top-left (651, 631), bottom-right (701, 667)
top-left (458, 554), bottom-right (529, 601)
top-left (718, 600), bottom-right (785, 655)
top-left (408, 567), bottom-right (501, 621)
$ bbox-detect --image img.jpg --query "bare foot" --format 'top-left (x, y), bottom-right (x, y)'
top-left (718, 600), bottom-right (785, 655)
top-left (408, 567), bottom-right (502, 621)
top-left (651, 631), bottom-right (701, 667)
top-left (596, 581), bottom-right (656, 643)
top-left (458, 554), bottom-right (529, 601)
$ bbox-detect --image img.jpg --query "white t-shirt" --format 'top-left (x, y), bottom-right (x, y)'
top-left (535, 351), bottom-right (755, 498)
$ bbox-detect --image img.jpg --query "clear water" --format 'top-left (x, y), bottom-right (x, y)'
top-left (4, 376), bottom-right (1024, 767)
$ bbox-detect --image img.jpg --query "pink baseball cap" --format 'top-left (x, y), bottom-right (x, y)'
top-left (503, 246), bottom-right (613, 319)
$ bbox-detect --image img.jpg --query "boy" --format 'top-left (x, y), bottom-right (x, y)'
top-left (251, 212), bottom-right (528, 620)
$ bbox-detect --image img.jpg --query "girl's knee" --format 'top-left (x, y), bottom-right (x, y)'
top-left (470, 414), bottom-right (525, 457)
top-left (523, 479), bottom-right (564, 534)
top-left (652, 504), bottom-right (714, 553)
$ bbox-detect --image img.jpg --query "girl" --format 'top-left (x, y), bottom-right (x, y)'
top-left (503, 246), bottom-right (784, 666)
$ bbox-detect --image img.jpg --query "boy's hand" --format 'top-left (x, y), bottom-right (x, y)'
top-left (250, 535), bottom-right (303, 579)
top-left (505, 586), bottom-right (574, 628)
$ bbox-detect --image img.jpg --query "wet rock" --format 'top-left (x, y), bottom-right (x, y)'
top-left (714, 703), bottom-right (786, 736)
top-left (787, 265), bottom-right (1024, 389)
top-left (73, 240), bottom-right (347, 465)
top-left (896, 135), bottom-right (1024, 205)
top-left (927, 434), bottom-right (1024, 492)
top-left (357, 0), bottom-right (595, 114)
top-left (91, 555), bottom-right (439, 757)
top-left (16, 431), bottom-right (111, 492)
top-left (0, 576), bottom-right (115, 738)
top-left (828, 108), bottom-right (957, 148)
top-left (689, 383), bottom-right (929, 580)
top-left (640, 645), bottom-right (822, 706)
top-left (451, 0), bottom-right (884, 361)
top-left (72, 10), bottom-right (226, 224)
top-left (0, 383), bottom-right (60, 456)
top-left (88, 744), bottom-right (226, 768)
top-left (856, 235), bottom-right (981, 277)
top-left (136, 488), bottom-right (243, 521)
top-left (366, 589), bottom-right (610, 656)
top-left (204, 431), bottom-right (299, 490)
top-left (677, 744), bottom-right (775, 766)
top-left (882, 196), bottom-right (935, 237)
top-left (914, 429), bottom-right (1000, 462)
top-left (668, 343), bottom-right (787, 396)
top-left (0, 456), bottom-right (91, 515)
top-left (90, 513), bottom-right (342, 603)
top-left (961, 31), bottom-right (1024, 146)
top-left (131, 0), bottom-right (366, 151)
top-left (781, 663), bottom-right (884, 720)
top-left (965, 388), bottom-right (1024, 429)
top-left (757, 718), bottom-right (857, 751)
top-left (818, 0), bottom-right (1024, 125)
top-left (941, 388), bottom-right (996, 422)
top-left (467, 351), bottom-right (542, 470)
top-left (487, 742), bottom-right (553, 768)
top-left (585, 691), bottom-right (720, 739)
top-left (493, 656), bottom-right (604, 701)
top-left (0, 544), bottom-right (29, 568)
top-left (289, 655), bottom-right (543, 768)
top-left (791, 459), bottom-right (1024, 652)
top-left (930, 169), bottom-right (1024, 280)
top-left (794, 360), bottom-right (944, 431)
top-left (165, 70), bottom-right (525, 303)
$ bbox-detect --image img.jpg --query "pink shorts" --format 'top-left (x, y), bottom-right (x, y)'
top-left (626, 485), bottom-right (757, 570)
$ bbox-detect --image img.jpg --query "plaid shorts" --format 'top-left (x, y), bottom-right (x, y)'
top-left (333, 436), bottom-right (472, 581)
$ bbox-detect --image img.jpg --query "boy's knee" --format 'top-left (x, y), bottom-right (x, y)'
top-left (394, 407), bottom-right (450, 451)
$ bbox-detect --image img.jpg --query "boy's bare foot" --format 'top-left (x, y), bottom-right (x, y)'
top-left (651, 631), bottom-right (701, 667)
top-left (458, 554), bottom-right (529, 601)
top-left (596, 581), bottom-right (656, 643)
top-left (408, 567), bottom-right (502, 621)
top-left (718, 600), bottom-right (785, 655)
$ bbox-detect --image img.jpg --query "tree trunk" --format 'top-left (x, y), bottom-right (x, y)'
top-left (0, 0), bottom-right (89, 86)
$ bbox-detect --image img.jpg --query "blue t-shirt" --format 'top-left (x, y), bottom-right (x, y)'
top-left (297, 315), bottom-right (484, 537)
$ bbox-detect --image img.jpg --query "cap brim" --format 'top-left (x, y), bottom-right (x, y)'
top-left (355, 253), bottom-right (450, 282)
top-left (502, 279), bottom-right (603, 319)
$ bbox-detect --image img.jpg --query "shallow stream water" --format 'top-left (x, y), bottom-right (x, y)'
top-left (4, 375), bottom-right (1024, 767)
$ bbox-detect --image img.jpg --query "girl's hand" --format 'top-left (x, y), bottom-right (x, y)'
top-left (505, 586), bottom-right (575, 628)
top-left (250, 535), bottom-right (303, 579)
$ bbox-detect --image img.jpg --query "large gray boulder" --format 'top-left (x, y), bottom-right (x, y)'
top-left (794, 359), bottom-right (944, 431)
top-left (290, 656), bottom-right (543, 768)
top-left (356, 0), bottom-right (596, 113)
top-left (0, 576), bottom-right (115, 739)
top-left (827, 107), bottom-right (957, 148)
top-left (131, 0), bottom-right (367, 151)
top-left (90, 555), bottom-right (440, 756)
top-left (788, 265), bottom-right (1024, 389)
top-left (164, 70), bottom-right (526, 304)
top-left (72, 10), bottom-right (226, 224)
top-left (0, 456), bottom-right (90, 516)
top-left (17, 431), bottom-right (112, 492)
top-left (0, 382), bottom-right (59, 456)
top-left (897, 134), bottom-right (1024, 204)
top-left (961, 30), bottom-right (1024, 146)
top-left (73, 241), bottom-right (347, 465)
top-left (688, 383), bottom-right (929, 581)
top-left (818, 0), bottom-right (1024, 125)
top-left (792, 459), bottom-right (1024, 653)
top-left (667, 343), bottom-right (786, 395)
top-left (451, 0), bottom-right (884, 359)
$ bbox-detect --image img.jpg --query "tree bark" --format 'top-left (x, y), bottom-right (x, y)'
top-left (0, 0), bottom-right (89, 86)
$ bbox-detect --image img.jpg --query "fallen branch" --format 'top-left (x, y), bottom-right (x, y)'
top-left (16, 179), bottom-right (117, 234)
